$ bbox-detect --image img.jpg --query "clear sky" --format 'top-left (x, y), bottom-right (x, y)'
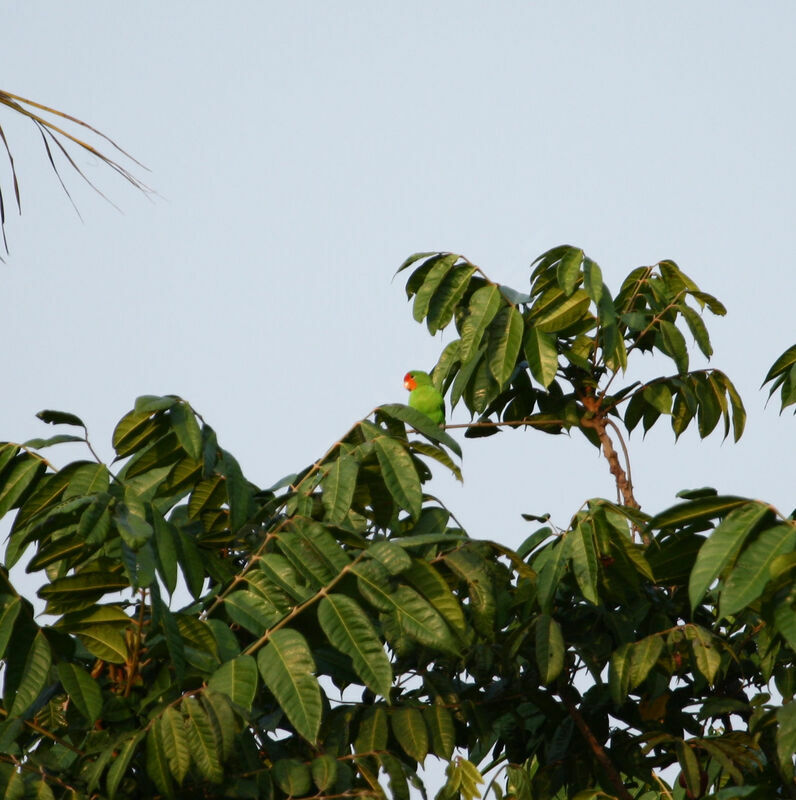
top-left (2, 3), bottom-right (794, 605)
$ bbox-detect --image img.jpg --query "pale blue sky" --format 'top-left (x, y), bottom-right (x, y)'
top-left (2, 3), bottom-right (794, 602)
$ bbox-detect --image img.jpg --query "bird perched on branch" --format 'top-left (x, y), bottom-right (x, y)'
top-left (404, 370), bottom-right (445, 427)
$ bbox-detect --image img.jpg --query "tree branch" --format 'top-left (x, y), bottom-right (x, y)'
top-left (558, 688), bottom-right (634, 800)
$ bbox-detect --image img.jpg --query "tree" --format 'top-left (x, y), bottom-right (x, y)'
top-left (0, 246), bottom-right (793, 800)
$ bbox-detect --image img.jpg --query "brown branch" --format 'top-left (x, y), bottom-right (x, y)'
top-left (558, 688), bottom-right (634, 800)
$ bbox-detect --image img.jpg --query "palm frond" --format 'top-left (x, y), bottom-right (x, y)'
top-left (0, 89), bottom-right (150, 258)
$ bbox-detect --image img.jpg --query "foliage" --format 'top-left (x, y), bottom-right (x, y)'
top-left (0, 89), bottom-right (148, 256)
top-left (0, 247), bottom-right (793, 800)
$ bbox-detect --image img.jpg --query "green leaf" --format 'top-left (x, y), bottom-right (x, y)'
top-left (659, 320), bottom-right (689, 373)
top-left (354, 564), bottom-right (460, 653)
top-left (487, 306), bottom-right (524, 388)
top-left (146, 726), bottom-right (174, 799)
top-left (183, 695), bottom-right (223, 783)
top-left (535, 613), bottom-right (564, 684)
top-left (257, 629), bottom-right (322, 743)
top-left (322, 454), bottom-right (359, 524)
top-left (685, 624), bottom-right (721, 685)
top-left (403, 557), bottom-right (468, 637)
top-left (582, 257), bottom-right (603, 304)
top-left (396, 251), bottom-right (438, 276)
top-left (556, 247), bottom-right (583, 296)
top-left (413, 253), bottom-right (459, 323)
top-left (776, 702), bottom-right (796, 781)
top-left (56, 663), bottom-right (102, 723)
top-left (609, 642), bottom-right (633, 704)
top-left (0, 598), bottom-right (20, 660)
top-left (319, 594), bottom-right (392, 697)
top-left (648, 495), bottom-right (748, 530)
top-left (277, 520), bottom-right (351, 586)
top-left (390, 707), bottom-right (428, 762)
top-left (273, 759), bottom-right (312, 797)
top-left (355, 705), bottom-right (389, 752)
top-left (568, 520), bottom-right (599, 605)
top-left (423, 700), bottom-right (456, 760)
top-left (0, 764), bottom-right (24, 800)
top-left (443, 548), bottom-right (495, 637)
top-left (158, 706), bottom-right (190, 784)
top-left (427, 264), bottom-right (476, 334)
top-left (689, 501), bottom-right (771, 611)
top-left (39, 571), bottom-right (129, 600)
top-left (629, 635), bottom-right (663, 689)
top-left (22, 434), bottom-right (84, 449)
top-left (0, 455), bottom-right (45, 517)
top-left (169, 403), bottom-right (202, 460)
top-left (680, 304), bottom-right (713, 358)
top-left (720, 523), bottom-right (796, 617)
top-left (208, 655), bottom-right (258, 710)
top-left (532, 288), bottom-right (591, 333)
top-left (9, 631), bottom-right (51, 717)
top-left (311, 754), bottom-right (339, 792)
top-left (377, 404), bottom-right (462, 458)
top-left (373, 436), bottom-right (422, 519)
top-left (536, 536), bottom-right (568, 613)
top-left (460, 284), bottom-right (502, 364)
top-left (524, 328), bottom-right (558, 388)
top-left (153, 512), bottom-right (178, 595)
top-left (202, 691), bottom-right (236, 760)
top-left (221, 449), bottom-right (248, 531)
top-left (676, 740), bottom-right (702, 799)
top-left (77, 625), bottom-right (129, 664)
top-left (106, 731), bottom-right (144, 800)
top-left (112, 408), bottom-right (168, 459)
top-left (114, 503), bottom-right (153, 550)
top-left (643, 383), bottom-right (673, 415)
top-left (36, 409), bottom-right (86, 428)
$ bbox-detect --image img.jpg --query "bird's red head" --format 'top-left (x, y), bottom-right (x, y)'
top-left (404, 372), bottom-right (417, 391)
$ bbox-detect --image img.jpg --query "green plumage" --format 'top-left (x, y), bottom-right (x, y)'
top-left (404, 370), bottom-right (445, 426)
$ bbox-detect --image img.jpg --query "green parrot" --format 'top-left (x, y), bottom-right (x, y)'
top-left (404, 370), bottom-right (445, 427)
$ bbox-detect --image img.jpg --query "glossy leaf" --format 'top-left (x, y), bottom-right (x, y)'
top-left (427, 264), bottom-right (476, 334)
top-left (257, 629), bottom-right (322, 743)
top-left (689, 501), bottom-right (772, 611)
top-left (685, 625), bottom-right (721, 685)
top-left (355, 705), bottom-right (388, 753)
top-left (146, 726), bottom-right (174, 799)
top-left (169, 402), bottom-right (202, 460)
top-left (9, 631), bottom-right (51, 717)
top-left (0, 455), bottom-right (45, 517)
top-left (183, 695), bottom-right (223, 783)
top-left (106, 731), bottom-right (145, 800)
top-left (159, 706), bottom-right (190, 784)
top-left (321, 454), bottom-right (359, 524)
top-left (77, 624), bottom-right (129, 664)
top-left (56, 662), bottom-right (102, 723)
top-left (535, 613), bottom-right (564, 684)
top-left (318, 594), bottom-right (393, 698)
top-left (273, 759), bottom-right (312, 797)
top-left (460, 284), bottom-right (502, 364)
top-left (524, 327), bottom-right (558, 388)
top-left (391, 707), bottom-right (428, 762)
top-left (423, 700), bottom-right (456, 760)
top-left (0, 598), bottom-right (20, 660)
top-left (720, 523), bottom-right (796, 617)
top-left (556, 247), bottom-right (583, 296)
top-left (36, 409), bottom-right (86, 428)
top-left (373, 436), bottom-right (422, 519)
top-left (487, 306), bottom-right (524, 388)
top-left (377, 403), bottom-right (462, 457)
top-left (413, 253), bottom-right (458, 323)
top-left (208, 655), bottom-right (258, 710)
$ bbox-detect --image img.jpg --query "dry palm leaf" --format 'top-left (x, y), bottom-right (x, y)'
top-left (0, 89), bottom-right (150, 257)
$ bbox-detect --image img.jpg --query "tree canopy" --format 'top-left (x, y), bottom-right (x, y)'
top-left (0, 245), bottom-right (793, 800)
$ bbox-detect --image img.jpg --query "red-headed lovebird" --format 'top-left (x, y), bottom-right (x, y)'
top-left (404, 370), bottom-right (445, 427)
